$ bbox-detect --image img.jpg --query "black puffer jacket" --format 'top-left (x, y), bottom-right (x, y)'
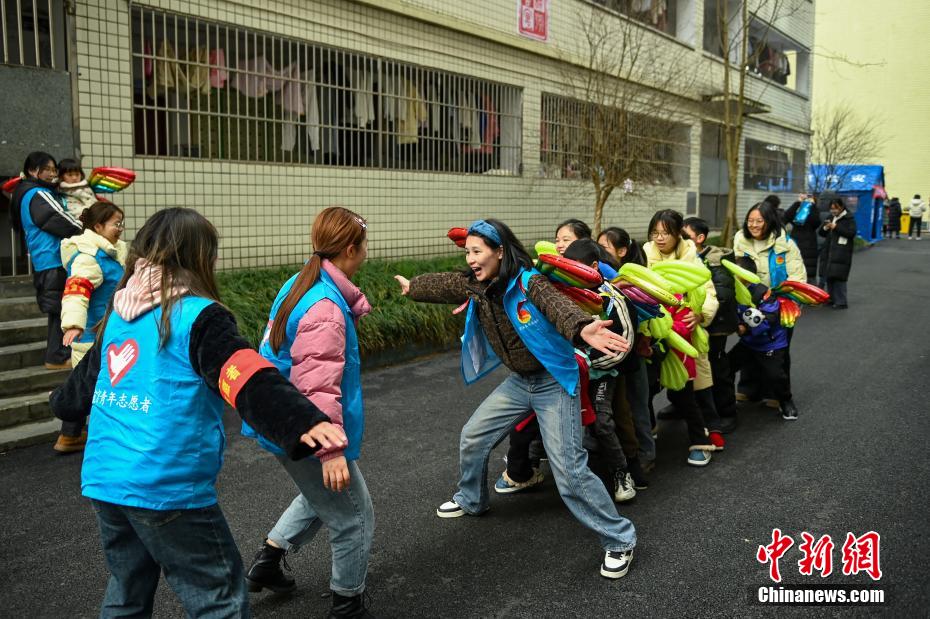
top-left (784, 200), bottom-right (821, 280)
top-left (700, 246), bottom-right (738, 336)
top-left (818, 212), bottom-right (857, 281)
top-left (887, 199), bottom-right (902, 229)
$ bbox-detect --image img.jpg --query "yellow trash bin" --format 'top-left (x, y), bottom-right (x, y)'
top-left (901, 213), bottom-right (911, 234)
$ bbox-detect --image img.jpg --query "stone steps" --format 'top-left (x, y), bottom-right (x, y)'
top-left (0, 365), bottom-right (71, 399)
top-left (0, 392), bottom-right (53, 430)
top-left (0, 317), bottom-right (48, 346)
top-left (0, 341), bottom-right (46, 372)
top-left (0, 296), bottom-right (43, 321)
top-left (0, 276), bottom-right (69, 451)
top-left (0, 276), bottom-right (35, 297)
top-left (0, 418), bottom-right (61, 452)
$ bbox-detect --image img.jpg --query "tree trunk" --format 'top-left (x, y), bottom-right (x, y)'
top-left (593, 191), bottom-right (608, 238)
top-left (721, 159), bottom-right (739, 247)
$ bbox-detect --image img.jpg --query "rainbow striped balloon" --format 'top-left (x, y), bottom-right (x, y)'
top-left (89, 167), bottom-right (136, 193)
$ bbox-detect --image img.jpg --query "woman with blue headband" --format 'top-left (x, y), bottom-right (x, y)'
top-left (394, 219), bottom-right (637, 580)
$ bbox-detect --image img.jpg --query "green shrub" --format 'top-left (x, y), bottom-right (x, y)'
top-left (217, 255), bottom-right (466, 357)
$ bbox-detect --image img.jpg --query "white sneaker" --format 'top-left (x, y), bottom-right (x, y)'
top-left (436, 500), bottom-right (466, 518)
top-left (601, 549), bottom-right (634, 579)
top-left (613, 472), bottom-right (637, 503)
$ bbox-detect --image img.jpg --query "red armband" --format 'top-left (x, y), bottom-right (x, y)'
top-left (63, 277), bottom-right (94, 299)
top-left (218, 349), bottom-right (274, 407)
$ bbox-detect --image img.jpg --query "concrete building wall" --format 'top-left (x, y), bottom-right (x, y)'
top-left (812, 0), bottom-right (930, 199)
top-left (64, 0), bottom-right (814, 269)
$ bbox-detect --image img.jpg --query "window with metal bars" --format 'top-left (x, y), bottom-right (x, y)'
top-left (743, 138), bottom-right (805, 193)
top-left (1, 0), bottom-right (66, 69)
top-left (130, 6), bottom-right (523, 174)
top-left (539, 93), bottom-right (690, 186)
top-left (587, 0), bottom-right (678, 38)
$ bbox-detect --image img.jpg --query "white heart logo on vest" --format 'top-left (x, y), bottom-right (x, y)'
top-left (107, 339), bottom-right (139, 387)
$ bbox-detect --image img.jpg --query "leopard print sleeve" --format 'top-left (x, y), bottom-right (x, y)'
top-left (408, 271), bottom-right (470, 305)
top-left (526, 274), bottom-right (594, 346)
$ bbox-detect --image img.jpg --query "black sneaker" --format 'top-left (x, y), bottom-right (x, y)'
top-left (627, 458), bottom-right (649, 490)
top-left (600, 549), bottom-right (634, 579)
top-left (780, 400), bottom-right (799, 421)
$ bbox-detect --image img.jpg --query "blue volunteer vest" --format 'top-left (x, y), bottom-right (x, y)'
top-left (243, 270), bottom-right (364, 460)
top-left (768, 249), bottom-right (789, 287)
top-left (82, 296), bottom-right (223, 510)
top-left (67, 249), bottom-right (125, 344)
top-left (20, 187), bottom-right (68, 271)
top-left (461, 268), bottom-right (579, 395)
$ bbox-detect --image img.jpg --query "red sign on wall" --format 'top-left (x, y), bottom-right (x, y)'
top-left (517, 0), bottom-right (549, 42)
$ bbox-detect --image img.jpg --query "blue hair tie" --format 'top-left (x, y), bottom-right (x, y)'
top-left (467, 220), bottom-right (502, 246)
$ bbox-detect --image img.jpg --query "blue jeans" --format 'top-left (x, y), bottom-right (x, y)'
top-left (452, 371), bottom-right (636, 552)
top-left (626, 358), bottom-right (655, 462)
top-left (267, 456), bottom-right (374, 596)
top-left (91, 499), bottom-right (248, 618)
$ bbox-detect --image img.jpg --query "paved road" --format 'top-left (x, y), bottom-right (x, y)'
top-left (1, 239), bottom-right (927, 618)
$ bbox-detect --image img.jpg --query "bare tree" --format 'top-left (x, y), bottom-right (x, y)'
top-left (706, 0), bottom-right (805, 246)
top-left (543, 3), bottom-right (696, 236)
top-left (808, 104), bottom-right (885, 194)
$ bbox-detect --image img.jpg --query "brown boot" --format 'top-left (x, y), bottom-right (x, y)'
top-left (54, 431), bottom-right (87, 454)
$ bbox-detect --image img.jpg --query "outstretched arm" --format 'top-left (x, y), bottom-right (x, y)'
top-left (190, 304), bottom-right (347, 459)
top-left (400, 271), bottom-right (470, 305)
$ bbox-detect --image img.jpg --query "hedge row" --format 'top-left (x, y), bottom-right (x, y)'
top-left (216, 255), bottom-right (466, 357)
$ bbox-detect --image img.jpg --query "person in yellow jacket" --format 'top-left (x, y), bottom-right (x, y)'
top-left (731, 202), bottom-right (805, 417)
top-left (642, 209), bottom-right (720, 465)
top-left (54, 201), bottom-right (128, 453)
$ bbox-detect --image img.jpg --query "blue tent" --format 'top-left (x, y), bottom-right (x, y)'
top-left (807, 165), bottom-right (886, 243)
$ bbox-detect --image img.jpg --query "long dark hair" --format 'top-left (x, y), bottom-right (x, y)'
top-left (555, 218), bottom-right (592, 240)
top-left (269, 207), bottom-right (367, 354)
top-left (80, 201), bottom-right (123, 232)
top-left (22, 151), bottom-right (56, 177)
top-left (102, 208), bottom-right (221, 347)
top-left (598, 226), bottom-right (645, 266)
top-left (742, 202), bottom-right (784, 240)
top-left (467, 218), bottom-right (532, 295)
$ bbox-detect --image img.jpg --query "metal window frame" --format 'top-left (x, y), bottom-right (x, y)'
top-left (743, 138), bottom-right (806, 193)
top-left (539, 92), bottom-right (691, 186)
top-left (129, 5), bottom-right (524, 176)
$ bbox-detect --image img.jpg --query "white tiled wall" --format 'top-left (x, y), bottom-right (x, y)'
top-left (73, 0), bottom-right (812, 269)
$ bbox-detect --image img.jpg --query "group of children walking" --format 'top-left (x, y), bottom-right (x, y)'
top-left (12, 153), bottom-right (811, 616)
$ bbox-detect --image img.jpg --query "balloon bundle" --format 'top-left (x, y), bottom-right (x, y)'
top-left (770, 280), bottom-right (830, 327)
top-left (721, 258), bottom-right (830, 328)
top-left (607, 260), bottom-right (712, 390)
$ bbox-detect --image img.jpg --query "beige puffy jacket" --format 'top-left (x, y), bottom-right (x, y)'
top-left (60, 230), bottom-right (129, 365)
top-left (732, 230), bottom-right (806, 287)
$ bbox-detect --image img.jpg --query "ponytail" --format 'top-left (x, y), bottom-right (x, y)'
top-left (267, 254), bottom-right (325, 354)
top-left (267, 207), bottom-right (367, 354)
